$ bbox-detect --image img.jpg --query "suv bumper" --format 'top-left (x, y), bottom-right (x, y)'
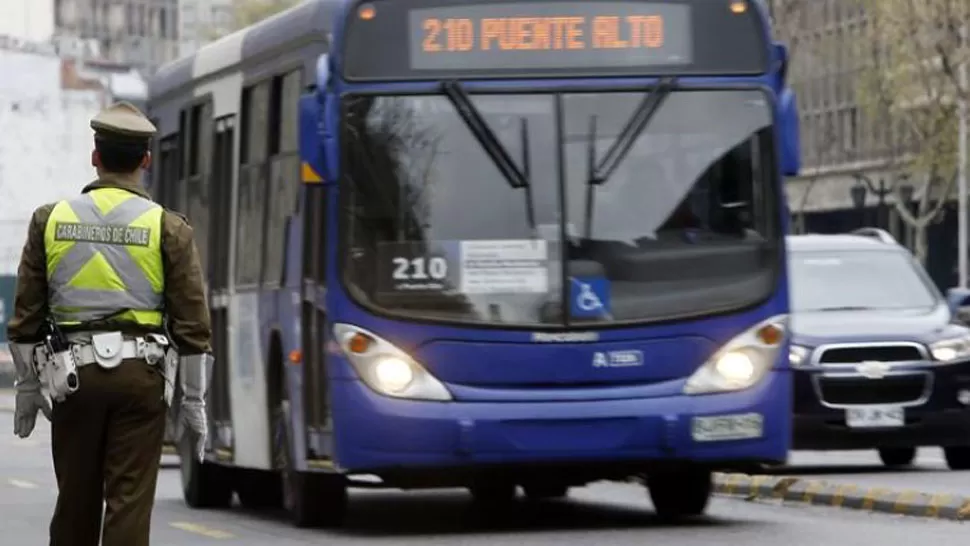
top-left (793, 359), bottom-right (970, 450)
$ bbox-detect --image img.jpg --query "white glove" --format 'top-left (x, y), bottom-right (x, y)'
top-left (178, 354), bottom-right (212, 462)
top-left (180, 400), bottom-right (207, 462)
top-left (14, 386), bottom-right (51, 439)
top-left (10, 343), bottom-right (51, 439)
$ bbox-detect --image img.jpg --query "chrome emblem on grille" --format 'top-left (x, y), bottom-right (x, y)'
top-left (857, 360), bottom-right (890, 379)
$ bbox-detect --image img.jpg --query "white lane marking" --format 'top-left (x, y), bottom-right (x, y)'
top-left (9, 479), bottom-right (38, 489)
top-left (170, 522), bottom-right (235, 539)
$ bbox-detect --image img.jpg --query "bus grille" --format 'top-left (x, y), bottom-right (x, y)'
top-left (816, 344), bottom-right (925, 364)
top-left (816, 375), bottom-right (928, 406)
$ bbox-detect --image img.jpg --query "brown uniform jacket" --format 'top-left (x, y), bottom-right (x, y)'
top-left (5, 173), bottom-right (212, 355)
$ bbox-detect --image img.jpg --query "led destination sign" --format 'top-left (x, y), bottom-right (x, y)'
top-left (410, 4), bottom-right (692, 71)
top-left (342, 0), bottom-right (770, 79)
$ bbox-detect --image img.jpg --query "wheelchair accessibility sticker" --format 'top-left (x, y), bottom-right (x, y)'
top-left (569, 277), bottom-right (610, 319)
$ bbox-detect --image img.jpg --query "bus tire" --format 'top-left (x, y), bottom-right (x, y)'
top-left (468, 482), bottom-right (517, 506)
top-left (275, 398), bottom-right (348, 527)
top-left (523, 484), bottom-right (569, 500)
top-left (179, 435), bottom-right (233, 509)
top-left (235, 470), bottom-right (283, 510)
top-left (646, 468), bottom-right (712, 520)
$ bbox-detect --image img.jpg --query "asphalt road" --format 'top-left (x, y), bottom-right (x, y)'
top-left (781, 449), bottom-right (970, 497)
top-left (1, 412), bottom-right (968, 545)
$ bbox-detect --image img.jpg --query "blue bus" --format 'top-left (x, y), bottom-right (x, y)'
top-left (147, 0), bottom-right (801, 528)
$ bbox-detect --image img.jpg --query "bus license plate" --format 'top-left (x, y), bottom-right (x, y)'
top-left (845, 406), bottom-right (904, 428)
top-left (691, 413), bottom-right (764, 442)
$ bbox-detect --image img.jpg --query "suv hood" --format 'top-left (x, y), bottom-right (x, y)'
top-left (791, 304), bottom-right (953, 345)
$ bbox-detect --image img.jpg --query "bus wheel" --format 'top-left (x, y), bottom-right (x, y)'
top-left (179, 435), bottom-right (233, 509)
top-left (523, 484), bottom-right (569, 500)
top-left (235, 470), bottom-right (283, 510)
top-left (275, 399), bottom-right (348, 527)
top-left (468, 482), bottom-right (517, 506)
top-left (646, 468), bottom-right (712, 520)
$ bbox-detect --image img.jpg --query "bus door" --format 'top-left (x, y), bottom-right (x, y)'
top-left (299, 92), bottom-right (332, 461)
top-left (208, 114), bottom-right (236, 452)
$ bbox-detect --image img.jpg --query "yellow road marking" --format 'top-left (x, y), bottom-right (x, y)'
top-left (926, 494), bottom-right (952, 518)
top-left (9, 479), bottom-right (38, 489)
top-left (893, 490), bottom-right (920, 513)
top-left (170, 522), bottom-right (235, 539)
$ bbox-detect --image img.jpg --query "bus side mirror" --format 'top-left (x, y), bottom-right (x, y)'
top-left (315, 53), bottom-right (337, 182)
top-left (946, 287), bottom-right (970, 323)
top-left (778, 88), bottom-right (800, 177)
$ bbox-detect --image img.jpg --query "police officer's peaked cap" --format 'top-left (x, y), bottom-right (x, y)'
top-left (91, 101), bottom-right (157, 141)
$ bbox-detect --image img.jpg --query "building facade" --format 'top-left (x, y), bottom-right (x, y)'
top-left (52, 0), bottom-right (180, 73)
top-left (770, 0), bottom-right (968, 288)
top-left (0, 0), bottom-right (56, 42)
top-left (178, 0), bottom-right (234, 58)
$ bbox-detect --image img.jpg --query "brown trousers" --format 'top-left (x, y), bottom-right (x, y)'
top-left (49, 359), bottom-right (167, 546)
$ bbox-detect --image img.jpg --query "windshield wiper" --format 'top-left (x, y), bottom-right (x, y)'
top-left (519, 117), bottom-right (537, 232)
top-left (588, 76), bottom-right (678, 186)
top-left (440, 81), bottom-right (529, 190)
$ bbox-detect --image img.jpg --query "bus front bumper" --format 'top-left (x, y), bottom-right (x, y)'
top-left (330, 370), bottom-right (790, 476)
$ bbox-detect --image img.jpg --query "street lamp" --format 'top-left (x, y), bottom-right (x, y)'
top-left (850, 174), bottom-right (891, 227)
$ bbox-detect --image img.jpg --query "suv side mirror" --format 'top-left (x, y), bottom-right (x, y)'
top-left (946, 287), bottom-right (970, 323)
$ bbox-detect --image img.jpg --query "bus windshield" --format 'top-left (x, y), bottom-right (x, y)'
top-left (341, 89), bottom-right (780, 327)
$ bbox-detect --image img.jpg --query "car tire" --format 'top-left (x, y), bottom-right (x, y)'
top-left (943, 446), bottom-right (970, 470)
top-left (647, 468), bottom-right (712, 520)
top-left (878, 447), bottom-right (916, 467)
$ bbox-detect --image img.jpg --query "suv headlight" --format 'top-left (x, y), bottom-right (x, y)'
top-left (930, 334), bottom-right (970, 362)
top-left (684, 315), bottom-right (788, 395)
top-left (789, 345), bottom-right (810, 367)
top-left (333, 324), bottom-right (452, 401)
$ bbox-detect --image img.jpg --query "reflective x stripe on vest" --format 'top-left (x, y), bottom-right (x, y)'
top-left (44, 188), bottom-right (164, 326)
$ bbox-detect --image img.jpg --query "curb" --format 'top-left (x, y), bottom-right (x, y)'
top-left (713, 472), bottom-right (970, 521)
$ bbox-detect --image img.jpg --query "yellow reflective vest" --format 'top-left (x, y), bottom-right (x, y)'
top-left (44, 187), bottom-right (165, 327)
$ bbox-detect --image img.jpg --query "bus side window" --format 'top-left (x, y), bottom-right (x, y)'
top-left (264, 69), bottom-right (303, 287)
top-left (236, 81), bottom-right (271, 288)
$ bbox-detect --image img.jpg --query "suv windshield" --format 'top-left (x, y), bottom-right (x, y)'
top-left (341, 89), bottom-right (781, 327)
top-left (789, 250), bottom-right (939, 312)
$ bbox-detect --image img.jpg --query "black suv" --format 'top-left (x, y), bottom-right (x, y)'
top-left (788, 229), bottom-right (970, 469)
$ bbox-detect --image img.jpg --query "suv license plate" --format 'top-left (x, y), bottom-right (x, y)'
top-left (845, 406), bottom-right (904, 428)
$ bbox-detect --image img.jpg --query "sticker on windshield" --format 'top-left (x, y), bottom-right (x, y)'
top-left (459, 239), bottom-right (548, 294)
top-left (570, 277), bottom-right (611, 319)
top-left (376, 239), bottom-right (548, 295)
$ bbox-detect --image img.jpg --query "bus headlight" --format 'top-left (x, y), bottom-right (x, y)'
top-left (684, 315), bottom-right (788, 395)
top-left (333, 323), bottom-right (452, 401)
top-left (930, 335), bottom-right (970, 362)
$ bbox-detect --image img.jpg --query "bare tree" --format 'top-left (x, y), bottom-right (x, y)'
top-left (857, 0), bottom-right (969, 262)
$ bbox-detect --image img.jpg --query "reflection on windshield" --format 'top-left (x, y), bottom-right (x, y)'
top-left (341, 90), bottom-right (781, 327)
top-left (790, 250), bottom-right (938, 312)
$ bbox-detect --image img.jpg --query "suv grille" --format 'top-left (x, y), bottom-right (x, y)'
top-left (816, 375), bottom-right (928, 406)
top-left (817, 345), bottom-right (924, 364)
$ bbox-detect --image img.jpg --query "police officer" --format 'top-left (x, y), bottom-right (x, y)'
top-left (6, 101), bottom-right (212, 546)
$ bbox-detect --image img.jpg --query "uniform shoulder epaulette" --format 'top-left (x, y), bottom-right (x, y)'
top-left (163, 207), bottom-right (189, 224)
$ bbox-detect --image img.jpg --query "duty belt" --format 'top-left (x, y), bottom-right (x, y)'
top-left (66, 332), bottom-right (169, 369)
